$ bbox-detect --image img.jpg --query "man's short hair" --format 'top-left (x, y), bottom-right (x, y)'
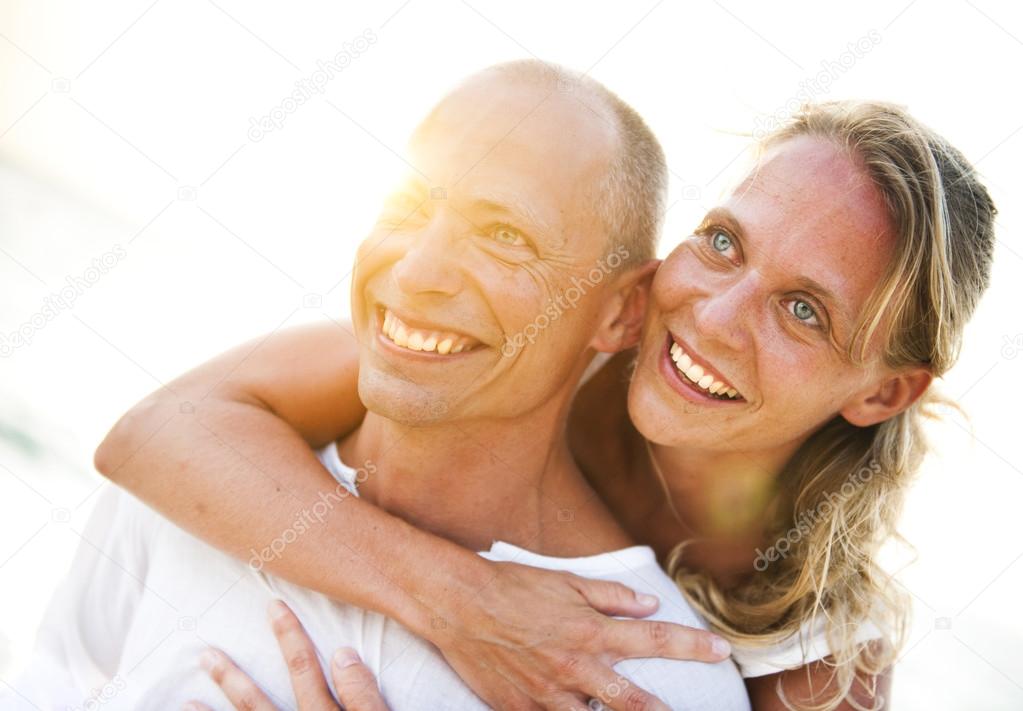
top-left (430, 60), bottom-right (667, 266)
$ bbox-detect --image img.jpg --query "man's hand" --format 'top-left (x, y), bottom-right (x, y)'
top-left (424, 560), bottom-right (732, 710)
top-left (185, 600), bottom-right (389, 711)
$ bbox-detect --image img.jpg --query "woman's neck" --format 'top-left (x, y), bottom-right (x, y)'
top-left (646, 440), bottom-right (795, 541)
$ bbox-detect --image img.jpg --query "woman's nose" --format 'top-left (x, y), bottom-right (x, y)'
top-left (691, 276), bottom-right (756, 351)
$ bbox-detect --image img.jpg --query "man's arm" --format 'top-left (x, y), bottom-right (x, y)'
top-left (93, 321), bottom-right (470, 648)
top-left (94, 320), bottom-right (731, 711)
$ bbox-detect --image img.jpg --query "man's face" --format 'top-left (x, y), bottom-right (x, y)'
top-left (350, 76), bottom-right (623, 424)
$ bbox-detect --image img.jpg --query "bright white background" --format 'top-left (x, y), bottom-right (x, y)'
top-left (1, 1), bottom-right (1021, 709)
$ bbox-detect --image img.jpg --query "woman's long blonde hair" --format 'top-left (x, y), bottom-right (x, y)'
top-left (670, 101), bottom-right (997, 710)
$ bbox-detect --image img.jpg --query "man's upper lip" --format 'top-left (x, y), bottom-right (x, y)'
top-left (668, 332), bottom-right (742, 395)
top-left (380, 305), bottom-right (480, 342)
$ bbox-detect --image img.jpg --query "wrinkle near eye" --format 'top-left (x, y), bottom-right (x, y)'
top-left (519, 260), bottom-right (563, 303)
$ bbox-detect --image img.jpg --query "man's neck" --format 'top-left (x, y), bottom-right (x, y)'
top-left (337, 403), bottom-right (632, 556)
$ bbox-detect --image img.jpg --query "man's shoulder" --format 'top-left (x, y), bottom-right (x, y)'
top-left (481, 541), bottom-right (705, 627)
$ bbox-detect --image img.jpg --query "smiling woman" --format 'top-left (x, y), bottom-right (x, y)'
top-left (622, 101), bottom-right (997, 709)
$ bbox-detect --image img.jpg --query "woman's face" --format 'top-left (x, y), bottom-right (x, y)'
top-left (629, 135), bottom-right (900, 459)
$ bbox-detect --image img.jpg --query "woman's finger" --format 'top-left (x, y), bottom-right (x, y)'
top-left (330, 648), bottom-right (390, 711)
top-left (200, 647), bottom-right (278, 711)
top-left (182, 702), bottom-right (215, 711)
top-left (267, 600), bottom-right (337, 709)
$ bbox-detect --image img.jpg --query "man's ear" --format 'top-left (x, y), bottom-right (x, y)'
top-left (590, 259), bottom-right (660, 354)
top-left (839, 366), bottom-right (933, 427)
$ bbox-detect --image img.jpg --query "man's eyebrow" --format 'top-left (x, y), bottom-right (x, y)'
top-left (468, 192), bottom-right (560, 244)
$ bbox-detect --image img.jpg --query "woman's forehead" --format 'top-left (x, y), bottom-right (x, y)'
top-left (716, 136), bottom-right (896, 328)
top-left (728, 135), bottom-right (893, 253)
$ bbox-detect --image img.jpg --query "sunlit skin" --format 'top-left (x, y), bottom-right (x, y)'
top-left (342, 72), bottom-right (653, 555)
top-left (101, 84), bottom-right (931, 709)
top-left (204, 134), bottom-right (922, 711)
top-left (575, 135), bottom-right (932, 582)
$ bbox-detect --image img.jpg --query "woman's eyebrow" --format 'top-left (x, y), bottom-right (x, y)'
top-left (793, 275), bottom-right (853, 329)
top-left (702, 206), bottom-right (854, 330)
top-left (699, 207), bottom-right (746, 239)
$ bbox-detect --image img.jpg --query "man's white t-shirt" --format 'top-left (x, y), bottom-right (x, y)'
top-left (9, 443), bottom-right (750, 711)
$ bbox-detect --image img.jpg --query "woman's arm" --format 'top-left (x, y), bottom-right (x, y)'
top-left (94, 321), bottom-right (729, 711)
top-left (745, 658), bottom-right (891, 710)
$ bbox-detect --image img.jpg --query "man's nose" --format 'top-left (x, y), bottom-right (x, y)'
top-left (390, 215), bottom-right (464, 296)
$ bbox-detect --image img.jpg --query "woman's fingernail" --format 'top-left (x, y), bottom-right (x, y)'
top-left (333, 647), bottom-right (360, 669)
top-left (182, 703), bottom-right (201, 711)
top-left (711, 636), bottom-right (731, 657)
top-left (199, 649), bottom-right (218, 672)
top-left (637, 593), bottom-right (659, 607)
top-left (268, 599), bottom-right (289, 620)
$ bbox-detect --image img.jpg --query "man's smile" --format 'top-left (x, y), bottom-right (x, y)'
top-left (377, 307), bottom-right (484, 356)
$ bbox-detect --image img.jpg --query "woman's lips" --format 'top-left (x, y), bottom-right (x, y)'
top-left (659, 333), bottom-right (745, 404)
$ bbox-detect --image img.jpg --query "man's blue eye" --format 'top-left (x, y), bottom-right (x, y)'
top-left (711, 231), bottom-right (732, 252)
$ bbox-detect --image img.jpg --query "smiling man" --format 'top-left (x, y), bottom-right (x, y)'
top-left (11, 61), bottom-right (749, 711)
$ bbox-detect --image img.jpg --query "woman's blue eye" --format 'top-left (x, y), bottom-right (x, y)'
top-left (711, 230), bottom-right (732, 252)
top-left (791, 299), bottom-right (817, 323)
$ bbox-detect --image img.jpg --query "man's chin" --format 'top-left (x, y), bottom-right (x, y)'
top-left (357, 369), bottom-right (458, 424)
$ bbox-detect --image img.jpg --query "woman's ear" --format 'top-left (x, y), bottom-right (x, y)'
top-left (840, 366), bottom-right (933, 427)
top-left (590, 259), bottom-right (660, 354)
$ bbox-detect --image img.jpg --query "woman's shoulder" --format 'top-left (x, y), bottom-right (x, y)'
top-left (729, 611), bottom-right (888, 679)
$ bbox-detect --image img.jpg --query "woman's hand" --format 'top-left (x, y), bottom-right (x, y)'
top-left (422, 560), bottom-right (732, 711)
top-left (185, 600), bottom-right (389, 711)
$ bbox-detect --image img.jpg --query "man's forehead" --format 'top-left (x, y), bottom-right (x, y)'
top-left (409, 79), bottom-right (617, 181)
top-left (403, 80), bottom-right (617, 238)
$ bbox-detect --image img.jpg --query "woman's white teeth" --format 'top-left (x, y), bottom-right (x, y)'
top-left (382, 309), bottom-right (478, 355)
top-left (670, 341), bottom-right (741, 399)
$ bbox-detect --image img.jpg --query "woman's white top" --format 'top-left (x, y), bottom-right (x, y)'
top-left (580, 352), bottom-right (885, 678)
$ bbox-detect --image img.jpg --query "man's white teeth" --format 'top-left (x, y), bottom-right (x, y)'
top-left (381, 309), bottom-right (479, 355)
top-left (669, 341), bottom-right (741, 400)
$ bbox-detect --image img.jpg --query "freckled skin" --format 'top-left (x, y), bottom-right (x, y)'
top-left (628, 135), bottom-right (898, 462)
